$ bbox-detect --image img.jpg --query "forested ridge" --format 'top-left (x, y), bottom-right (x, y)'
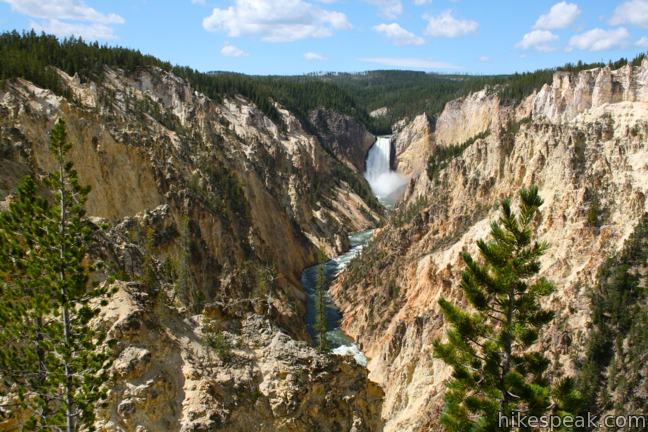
top-left (0, 31), bottom-right (368, 132)
top-left (1, 31), bottom-right (644, 135)
top-left (287, 52), bottom-right (645, 131)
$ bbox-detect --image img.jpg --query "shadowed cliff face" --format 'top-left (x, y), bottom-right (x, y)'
top-left (309, 107), bottom-right (376, 172)
top-left (0, 66), bottom-right (384, 430)
top-left (332, 61), bottom-right (648, 432)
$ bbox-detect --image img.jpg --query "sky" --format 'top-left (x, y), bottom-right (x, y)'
top-left (1, 0), bottom-right (648, 75)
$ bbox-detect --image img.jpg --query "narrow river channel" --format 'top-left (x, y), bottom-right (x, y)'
top-left (300, 229), bottom-right (373, 366)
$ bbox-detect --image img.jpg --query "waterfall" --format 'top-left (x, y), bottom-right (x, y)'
top-left (299, 138), bottom-right (409, 367)
top-left (365, 136), bottom-right (392, 180)
top-left (364, 136), bottom-right (407, 205)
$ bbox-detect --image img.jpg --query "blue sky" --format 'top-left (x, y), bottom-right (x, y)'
top-left (1, 0), bottom-right (648, 75)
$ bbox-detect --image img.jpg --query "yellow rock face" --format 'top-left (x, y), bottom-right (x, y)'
top-left (332, 62), bottom-right (648, 432)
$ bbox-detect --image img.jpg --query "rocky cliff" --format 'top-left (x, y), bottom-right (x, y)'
top-left (332, 60), bottom-right (648, 431)
top-left (0, 64), bottom-right (382, 312)
top-left (0, 66), bottom-right (383, 430)
top-left (434, 88), bottom-right (504, 148)
top-left (392, 113), bottom-right (433, 178)
top-left (309, 108), bottom-right (376, 172)
top-left (92, 279), bottom-right (383, 432)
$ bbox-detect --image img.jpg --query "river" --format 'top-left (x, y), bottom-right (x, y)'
top-left (300, 136), bottom-right (405, 366)
top-left (301, 229), bottom-right (373, 366)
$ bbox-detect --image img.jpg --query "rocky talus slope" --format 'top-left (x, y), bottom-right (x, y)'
top-left (92, 280), bottom-right (383, 431)
top-left (0, 67), bottom-right (383, 430)
top-left (332, 61), bottom-right (648, 431)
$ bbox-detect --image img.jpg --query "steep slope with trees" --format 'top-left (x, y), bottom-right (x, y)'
top-left (332, 60), bottom-right (648, 431)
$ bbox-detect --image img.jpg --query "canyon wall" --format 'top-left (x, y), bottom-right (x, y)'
top-left (333, 61), bottom-right (648, 431)
top-left (434, 88), bottom-right (503, 147)
top-left (392, 113), bottom-right (433, 178)
top-left (0, 67), bottom-right (383, 430)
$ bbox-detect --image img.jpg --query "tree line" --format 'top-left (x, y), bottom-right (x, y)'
top-left (0, 31), bottom-right (373, 134)
top-left (296, 52), bottom-right (647, 132)
top-left (3, 31), bottom-right (642, 137)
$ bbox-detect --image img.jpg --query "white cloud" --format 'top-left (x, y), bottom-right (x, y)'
top-left (2, 0), bottom-right (124, 24)
top-left (413, 0), bottom-right (431, 5)
top-left (424, 10), bottom-right (478, 38)
top-left (365, 0), bottom-right (403, 19)
top-left (479, 55), bottom-right (491, 62)
top-left (534, 2), bottom-right (580, 30)
top-left (636, 36), bottom-right (648, 47)
top-left (359, 57), bottom-right (458, 70)
top-left (568, 27), bottom-right (630, 51)
top-left (304, 51), bottom-right (327, 60)
top-left (221, 43), bottom-right (249, 57)
top-left (30, 18), bottom-right (117, 40)
top-left (1, 0), bottom-right (124, 40)
top-left (373, 23), bottom-right (424, 45)
top-left (202, 0), bottom-right (351, 42)
top-left (515, 29), bottom-right (559, 52)
top-left (611, 0), bottom-right (648, 28)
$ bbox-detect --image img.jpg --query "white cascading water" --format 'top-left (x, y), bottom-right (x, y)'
top-left (364, 136), bottom-right (408, 204)
top-left (301, 138), bottom-right (409, 368)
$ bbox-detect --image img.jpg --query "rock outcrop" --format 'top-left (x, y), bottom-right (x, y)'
top-left (309, 108), bottom-right (376, 172)
top-left (392, 113), bottom-right (433, 178)
top-left (332, 61), bottom-right (648, 431)
top-left (95, 281), bottom-right (383, 432)
top-left (434, 88), bottom-right (503, 147)
top-left (533, 62), bottom-right (648, 123)
top-left (369, 107), bottom-right (388, 118)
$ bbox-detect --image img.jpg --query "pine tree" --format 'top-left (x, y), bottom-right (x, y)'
top-left (433, 186), bottom-right (580, 431)
top-left (0, 176), bottom-right (60, 426)
top-left (175, 216), bottom-right (195, 307)
top-left (314, 250), bottom-right (329, 352)
top-left (140, 226), bottom-right (157, 290)
top-left (0, 119), bottom-right (113, 430)
top-left (253, 264), bottom-right (276, 318)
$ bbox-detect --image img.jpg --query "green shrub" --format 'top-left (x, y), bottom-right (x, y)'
top-left (205, 330), bottom-right (232, 361)
top-left (586, 196), bottom-right (601, 228)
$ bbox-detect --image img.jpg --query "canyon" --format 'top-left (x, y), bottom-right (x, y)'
top-left (1, 52), bottom-right (647, 432)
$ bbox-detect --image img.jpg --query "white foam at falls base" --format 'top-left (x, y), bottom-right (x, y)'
top-left (366, 171), bottom-right (408, 199)
top-left (332, 344), bottom-right (368, 367)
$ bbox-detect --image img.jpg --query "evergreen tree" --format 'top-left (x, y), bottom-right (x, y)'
top-left (433, 186), bottom-right (580, 431)
top-left (0, 176), bottom-right (60, 426)
top-left (0, 119), bottom-right (112, 431)
top-left (314, 250), bottom-right (329, 352)
top-left (174, 216), bottom-right (194, 307)
top-left (253, 264), bottom-right (276, 318)
top-left (139, 226), bottom-right (157, 290)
